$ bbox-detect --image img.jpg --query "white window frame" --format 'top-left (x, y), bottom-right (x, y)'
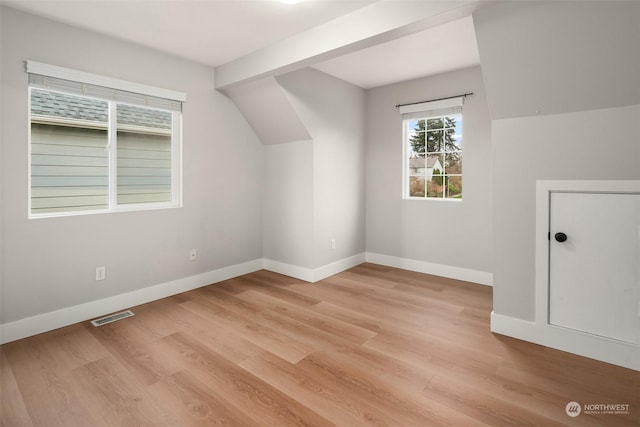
top-left (27, 61), bottom-right (185, 218)
top-left (400, 96), bottom-right (464, 201)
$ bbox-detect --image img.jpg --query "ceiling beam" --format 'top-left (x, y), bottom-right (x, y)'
top-left (214, 0), bottom-right (493, 90)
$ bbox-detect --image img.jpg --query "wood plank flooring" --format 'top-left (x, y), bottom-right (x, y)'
top-left (2, 263), bottom-right (638, 426)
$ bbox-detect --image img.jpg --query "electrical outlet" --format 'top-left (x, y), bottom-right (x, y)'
top-left (189, 249), bottom-right (197, 261)
top-left (330, 238), bottom-right (336, 250)
top-left (95, 266), bottom-right (106, 281)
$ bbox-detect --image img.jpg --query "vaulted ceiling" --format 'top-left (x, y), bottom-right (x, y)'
top-left (3, 0), bottom-right (484, 89)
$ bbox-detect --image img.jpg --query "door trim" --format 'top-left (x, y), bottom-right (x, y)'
top-left (490, 311), bottom-right (640, 370)
top-left (532, 180), bottom-right (640, 370)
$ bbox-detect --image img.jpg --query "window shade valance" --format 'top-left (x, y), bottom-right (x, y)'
top-left (399, 96), bottom-right (464, 120)
top-left (27, 60), bottom-right (186, 111)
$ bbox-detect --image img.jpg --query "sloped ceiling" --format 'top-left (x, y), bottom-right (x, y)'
top-left (224, 76), bottom-right (311, 145)
top-left (2, 0), bottom-right (485, 90)
top-left (474, 0), bottom-right (640, 119)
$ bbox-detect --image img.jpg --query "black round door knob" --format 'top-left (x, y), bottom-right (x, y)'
top-left (554, 232), bottom-right (567, 242)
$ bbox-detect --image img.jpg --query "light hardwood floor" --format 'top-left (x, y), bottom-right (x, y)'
top-left (1, 263), bottom-right (638, 426)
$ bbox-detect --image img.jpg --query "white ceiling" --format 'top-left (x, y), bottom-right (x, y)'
top-left (313, 16), bottom-right (479, 89)
top-left (3, 0), bottom-right (481, 89)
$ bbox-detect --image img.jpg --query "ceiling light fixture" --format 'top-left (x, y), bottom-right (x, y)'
top-left (280, 0), bottom-right (304, 4)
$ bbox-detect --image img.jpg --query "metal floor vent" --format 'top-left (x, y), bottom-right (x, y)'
top-left (90, 310), bottom-right (135, 327)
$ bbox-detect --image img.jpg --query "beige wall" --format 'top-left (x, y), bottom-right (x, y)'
top-left (275, 68), bottom-right (367, 269)
top-left (0, 6), bottom-right (264, 325)
top-left (364, 66), bottom-right (493, 277)
top-left (474, 0), bottom-right (640, 321)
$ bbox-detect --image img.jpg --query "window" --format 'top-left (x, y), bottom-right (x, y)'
top-left (27, 61), bottom-right (185, 217)
top-left (401, 96), bottom-right (464, 200)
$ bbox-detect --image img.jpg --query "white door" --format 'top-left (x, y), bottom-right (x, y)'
top-left (549, 192), bottom-right (640, 345)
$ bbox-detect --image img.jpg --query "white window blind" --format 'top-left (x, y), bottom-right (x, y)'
top-left (27, 60), bottom-right (185, 110)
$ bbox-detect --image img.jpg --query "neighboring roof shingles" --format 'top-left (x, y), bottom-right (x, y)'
top-left (31, 89), bottom-right (171, 130)
top-left (31, 90), bottom-right (108, 123)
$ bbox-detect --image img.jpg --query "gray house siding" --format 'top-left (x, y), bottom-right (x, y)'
top-left (30, 89), bottom-right (173, 214)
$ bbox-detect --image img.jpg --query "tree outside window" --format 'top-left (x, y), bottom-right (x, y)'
top-left (405, 113), bottom-right (462, 200)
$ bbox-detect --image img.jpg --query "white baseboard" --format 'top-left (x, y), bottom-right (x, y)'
top-left (263, 259), bottom-right (315, 282)
top-left (0, 259), bottom-right (264, 345)
top-left (311, 253), bottom-right (367, 282)
top-left (365, 252), bottom-right (493, 286)
top-left (263, 253), bottom-right (366, 283)
top-left (0, 253), bottom-right (486, 345)
top-left (491, 311), bottom-right (640, 371)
